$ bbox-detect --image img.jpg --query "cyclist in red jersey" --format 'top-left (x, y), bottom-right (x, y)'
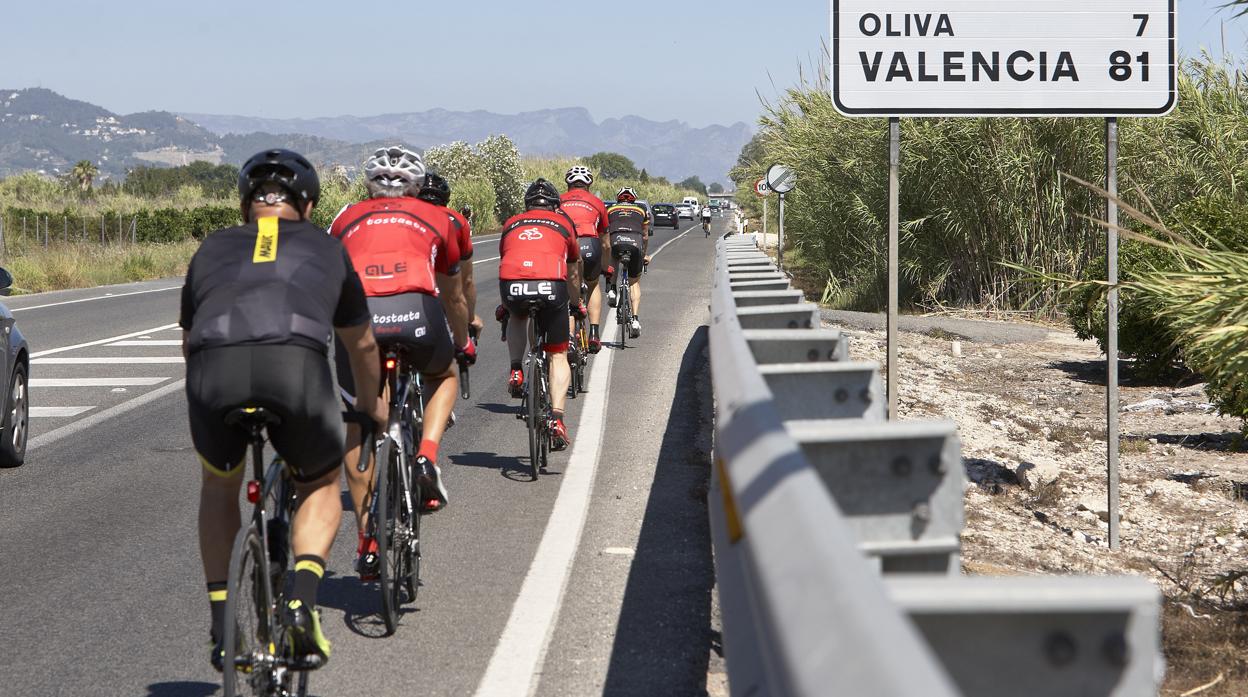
top-left (416, 173), bottom-right (483, 337)
top-left (329, 146), bottom-right (470, 578)
top-left (559, 166), bottom-right (609, 352)
top-left (498, 179), bottom-right (582, 450)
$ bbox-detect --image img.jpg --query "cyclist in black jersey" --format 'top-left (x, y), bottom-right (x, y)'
top-left (181, 149), bottom-right (387, 672)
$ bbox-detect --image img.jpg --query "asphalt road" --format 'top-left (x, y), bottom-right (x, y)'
top-left (0, 217), bottom-right (720, 696)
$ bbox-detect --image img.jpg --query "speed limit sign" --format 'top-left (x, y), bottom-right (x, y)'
top-left (754, 178), bottom-right (771, 197)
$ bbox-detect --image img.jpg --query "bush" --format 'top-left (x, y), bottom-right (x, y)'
top-left (449, 178), bottom-right (498, 231)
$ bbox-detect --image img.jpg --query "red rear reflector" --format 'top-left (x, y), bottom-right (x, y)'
top-left (385, 359), bottom-right (397, 370)
top-left (246, 481), bottom-right (261, 503)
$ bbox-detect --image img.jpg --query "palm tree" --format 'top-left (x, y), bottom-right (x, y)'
top-left (71, 160), bottom-right (98, 193)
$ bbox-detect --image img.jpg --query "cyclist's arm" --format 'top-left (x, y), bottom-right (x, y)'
top-left (461, 259), bottom-right (480, 330)
top-left (566, 233), bottom-right (582, 307)
top-left (437, 272), bottom-right (469, 348)
top-left (337, 322), bottom-right (385, 425)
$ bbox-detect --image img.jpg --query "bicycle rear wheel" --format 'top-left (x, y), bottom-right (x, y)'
top-left (616, 270), bottom-right (629, 348)
top-left (223, 524), bottom-right (283, 697)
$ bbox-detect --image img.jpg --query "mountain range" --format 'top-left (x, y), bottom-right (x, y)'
top-left (0, 88), bottom-right (752, 185)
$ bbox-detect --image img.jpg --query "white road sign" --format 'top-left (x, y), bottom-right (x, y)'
top-left (831, 0), bottom-right (1176, 116)
top-left (766, 165), bottom-right (797, 194)
top-left (754, 177), bottom-right (771, 197)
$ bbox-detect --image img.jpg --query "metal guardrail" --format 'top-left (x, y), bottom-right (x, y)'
top-left (708, 235), bottom-right (1163, 696)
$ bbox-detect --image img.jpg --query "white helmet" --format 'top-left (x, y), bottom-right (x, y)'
top-left (364, 146), bottom-right (425, 197)
top-left (565, 165), bottom-right (594, 187)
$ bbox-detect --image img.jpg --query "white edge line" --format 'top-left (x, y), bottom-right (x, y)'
top-left (31, 323), bottom-right (180, 358)
top-left (10, 285), bottom-right (181, 313)
top-left (473, 318), bottom-right (618, 697)
top-left (28, 379), bottom-right (185, 452)
top-left (473, 255), bottom-right (501, 266)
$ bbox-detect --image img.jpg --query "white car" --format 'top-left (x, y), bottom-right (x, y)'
top-left (676, 204), bottom-right (695, 219)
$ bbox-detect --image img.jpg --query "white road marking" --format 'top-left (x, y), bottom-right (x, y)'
top-left (474, 319), bottom-right (618, 697)
top-left (107, 340), bottom-right (183, 346)
top-left (27, 379), bottom-right (186, 452)
top-left (33, 356), bottom-right (184, 365)
top-left (31, 323), bottom-right (180, 358)
top-left (31, 377), bottom-right (170, 387)
top-left (651, 225), bottom-right (696, 260)
top-left (9, 285), bottom-right (180, 312)
top-left (473, 255), bottom-right (501, 265)
top-left (602, 547), bottom-right (636, 557)
top-left (30, 406), bottom-right (95, 418)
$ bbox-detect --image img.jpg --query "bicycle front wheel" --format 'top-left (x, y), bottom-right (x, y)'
top-left (374, 434), bottom-right (408, 636)
top-left (223, 524), bottom-right (279, 697)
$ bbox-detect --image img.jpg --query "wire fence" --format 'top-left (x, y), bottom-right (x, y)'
top-left (0, 213), bottom-right (139, 255)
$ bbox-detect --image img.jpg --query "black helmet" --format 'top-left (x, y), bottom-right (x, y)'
top-left (238, 149), bottom-right (320, 210)
top-left (524, 178), bottom-right (561, 208)
top-left (416, 172), bottom-right (451, 206)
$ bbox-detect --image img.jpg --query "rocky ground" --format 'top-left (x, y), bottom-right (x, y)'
top-left (832, 316), bottom-right (1248, 696)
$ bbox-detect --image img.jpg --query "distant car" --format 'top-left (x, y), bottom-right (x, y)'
top-left (651, 203), bottom-right (679, 228)
top-left (0, 267), bottom-right (28, 468)
top-left (676, 204), bottom-right (695, 219)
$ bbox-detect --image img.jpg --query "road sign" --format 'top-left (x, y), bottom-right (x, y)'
top-left (754, 178), bottom-right (771, 197)
top-left (766, 165), bottom-right (797, 194)
top-left (830, 0), bottom-right (1176, 116)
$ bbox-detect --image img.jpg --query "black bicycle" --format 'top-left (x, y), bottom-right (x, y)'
top-left (357, 346), bottom-right (425, 635)
top-left (221, 407), bottom-right (319, 697)
top-left (615, 251), bottom-right (640, 345)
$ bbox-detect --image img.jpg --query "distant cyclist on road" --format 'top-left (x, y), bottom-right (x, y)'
top-left (182, 149), bottom-right (386, 671)
top-left (606, 187), bottom-right (651, 338)
top-left (329, 147), bottom-right (471, 579)
top-left (498, 179), bottom-right (582, 450)
top-left (559, 165), bottom-right (610, 353)
top-left (416, 172), bottom-right (483, 336)
top-left (701, 204), bottom-right (713, 236)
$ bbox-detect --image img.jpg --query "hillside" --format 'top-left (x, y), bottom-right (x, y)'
top-left (0, 88), bottom-right (752, 185)
top-left (185, 107), bottom-right (752, 185)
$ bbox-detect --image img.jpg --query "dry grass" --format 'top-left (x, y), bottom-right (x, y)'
top-left (2, 240), bottom-right (198, 294)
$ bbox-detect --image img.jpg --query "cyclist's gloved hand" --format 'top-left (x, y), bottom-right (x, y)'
top-left (571, 302), bottom-right (587, 319)
top-left (495, 304), bottom-right (509, 323)
top-left (457, 338), bottom-right (478, 367)
top-left (470, 314), bottom-right (485, 333)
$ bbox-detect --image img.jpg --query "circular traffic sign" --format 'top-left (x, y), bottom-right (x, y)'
top-left (754, 177), bottom-right (771, 197)
top-left (766, 164), bottom-right (797, 194)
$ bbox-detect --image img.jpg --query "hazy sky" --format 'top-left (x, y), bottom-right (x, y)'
top-left (0, 1), bottom-right (1243, 128)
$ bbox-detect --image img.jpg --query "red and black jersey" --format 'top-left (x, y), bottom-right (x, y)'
top-left (498, 209), bottom-right (579, 281)
top-left (560, 188), bottom-right (609, 239)
top-left (445, 206), bottom-right (474, 260)
top-left (329, 197), bottom-right (459, 297)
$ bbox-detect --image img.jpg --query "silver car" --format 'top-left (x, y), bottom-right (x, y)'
top-left (0, 268), bottom-right (29, 468)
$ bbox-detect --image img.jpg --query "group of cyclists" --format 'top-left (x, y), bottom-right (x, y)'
top-left (179, 146), bottom-right (661, 675)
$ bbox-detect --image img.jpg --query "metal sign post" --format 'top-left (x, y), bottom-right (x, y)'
top-left (777, 193), bottom-right (786, 271)
top-left (887, 118), bottom-right (900, 420)
top-left (1106, 118), bottom-right (1120, 550)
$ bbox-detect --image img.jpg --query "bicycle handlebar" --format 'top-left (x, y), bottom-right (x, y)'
top-left (343, 412), bottom-right (376, 473)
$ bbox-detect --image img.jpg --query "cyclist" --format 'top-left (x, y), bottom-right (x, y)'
top-left (701, 203), bottom-right (713, 236)
top-left (559, 165), bottom-right (609, 353)
top-left (498, 179), bottom-right (582, 450)
top-left (329, 147), bottom-right (471, 580)
top-left (416, 172), bottom-right (484, 337)
top-left (606, 187), bottom-right (651, 338)
top-left (182, 149), bottom-right (386, 670)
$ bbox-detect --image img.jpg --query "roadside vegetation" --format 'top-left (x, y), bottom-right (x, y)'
top-left (0, 135), bottom-right (702, 294)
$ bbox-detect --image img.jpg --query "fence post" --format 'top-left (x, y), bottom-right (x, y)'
top-left (43, 215), bottom-right (48, 248)
top-left (0, 216), bottom-right (5, 257)
top-left (130, 217), bottom-right (136, 244)
top-left (63, 215), bottom-right (67, 244)
top-left (100, 216), bottom-right (105, 246)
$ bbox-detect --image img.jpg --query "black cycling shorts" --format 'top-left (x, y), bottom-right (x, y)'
top-left (335, 292), bottom-right (454, 405)
top-left (186, 345), bottom-right (342, 483)
top-left (500, 279), bottom-right (570, 351)
top-left (577, 237), bottom-right (604, 279)
top-left (610, 232), bottom-right (645, 278)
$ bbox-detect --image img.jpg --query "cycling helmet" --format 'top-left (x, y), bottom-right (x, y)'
top-left (238, 149), bottom-right (320, 212)
top-left (616, 187), bottom-right (638, 203)
top-left (565, 165), bottom-right (594, 187)
top-left (416, 172), bottom-right (452, 206)
top-left (364, 146), bottom-right (425, 197)
top-left (524, 178), bottom-right (562, 208)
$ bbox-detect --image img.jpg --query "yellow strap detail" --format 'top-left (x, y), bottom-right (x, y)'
top-left (294, 559), bottom-right (324, 578)
top-left (716, 457), bottom-right (744, 544)
top-left (208, 589), bottom-right (228, 602)
top-left (253, 217), bottom-right (279, 263)
top-left (199, 453), bottom-right (235, 479)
